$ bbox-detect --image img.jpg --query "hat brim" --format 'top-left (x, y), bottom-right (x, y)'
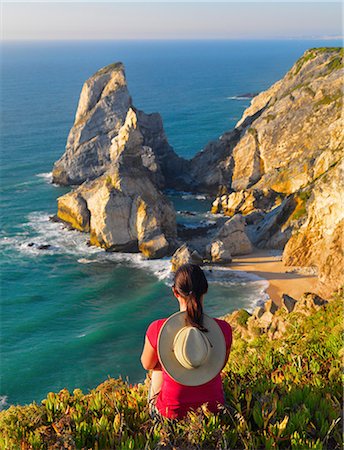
top-left (157, 311), bottom-right (226, 386)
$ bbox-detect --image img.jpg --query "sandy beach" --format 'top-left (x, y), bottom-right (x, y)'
top-left (229, 249), bottom-right (319, 307)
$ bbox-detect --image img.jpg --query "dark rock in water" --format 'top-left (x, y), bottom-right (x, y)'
top-left (179, 211), bottom-right (197, 216)
top-left (27, 242), bottom-right (53, 250)
top-left (37, 244), bottom-right (52, 250)
top-left (49, 215), bottom-right (60, 223)
top-left (238, 92), bottom-right (259, 98)
top-left (177, 223), bottom-right (216, 239)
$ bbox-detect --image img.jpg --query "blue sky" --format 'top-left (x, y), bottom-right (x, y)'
top-left (1, 2), bottom-right (343, 41)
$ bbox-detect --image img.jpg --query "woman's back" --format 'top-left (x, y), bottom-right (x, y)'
top-left (146, 317), bottom-right (232, 419)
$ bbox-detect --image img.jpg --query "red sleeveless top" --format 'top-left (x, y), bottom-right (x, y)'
top-left (146, 317), bottom-right (232, 419)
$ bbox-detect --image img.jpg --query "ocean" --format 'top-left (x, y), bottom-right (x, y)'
top-left (0, 39), bottom-right (341, 407)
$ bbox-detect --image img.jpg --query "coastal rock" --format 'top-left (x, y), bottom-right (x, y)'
top-left (211, 214), bottom-right (252, 256)
top-left (207, 240), bottom-right (232, 263)
top-left (52, 62), bottom-right (188, 190)
top-left (52, 63), bottom-right (131, 185)
top-left (293, 292), bottom-right (328, 315)
top-left (56, 109), bottom-right (177, 258)
top-left (171, 244), bottom-right (203, 272)
top-left (246, 195), bottom-right (298, 250)
top-left (57, 165), bottom-right (177, 258)
top-left (281, 294), bottom-right (297, 313)
top-left (231, 48), bottom-right (344, 194)
top-left (211, 188), bottom-right (281, 216)
top-left (282, 158), bottom-right (344, 295)
top-left (57, 192), bottom-right (90, 232)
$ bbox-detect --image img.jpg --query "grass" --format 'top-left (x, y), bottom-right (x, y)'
top-left (292, 47), bottom-right (343, 76)
top-left (0, 291), bottom-right (342, 449)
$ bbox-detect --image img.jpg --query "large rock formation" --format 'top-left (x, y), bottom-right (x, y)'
top-left (283, 157), bottom-right (344, 297)
top-left (52, 62), bottom-right (189, 190)
top-left (192, 47), bottom-right (343, 196)
top-left (194, 47), bottom-right (343, 294)
top-left (56, 106), bottom-right (177, 258)
top-left (207, 214), bottom-right (252, 258)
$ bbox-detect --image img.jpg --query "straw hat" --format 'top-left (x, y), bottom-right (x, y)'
top-left (157, 311), bottom-right (226, 386)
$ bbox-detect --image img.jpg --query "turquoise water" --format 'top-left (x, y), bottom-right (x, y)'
top-left (1, 39), bottom-right (341, 407)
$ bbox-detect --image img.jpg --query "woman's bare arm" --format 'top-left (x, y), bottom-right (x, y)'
top-left (141, 336), bottom-right (161, 370)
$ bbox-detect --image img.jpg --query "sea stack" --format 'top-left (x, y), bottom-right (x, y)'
top-left (53, 63), bottom-right (180, 258)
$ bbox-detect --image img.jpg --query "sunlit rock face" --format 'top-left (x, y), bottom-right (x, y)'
top-left (193, 48), bottom-right (343, 196)
top-left (52, 62), bottom-right (188, 189)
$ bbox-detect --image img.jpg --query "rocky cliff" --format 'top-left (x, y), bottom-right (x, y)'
top-left (198, 47), bottom-right (343, 295)
top-left (191, 47), bottom-right (343, 195)
top-left (55, 104), bottom-right (178, 258)
top-left (52, 62), bottom-right (188, 190)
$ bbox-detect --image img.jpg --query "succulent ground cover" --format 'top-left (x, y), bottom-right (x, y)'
top-left (1, 291), bottom-right (342, 449)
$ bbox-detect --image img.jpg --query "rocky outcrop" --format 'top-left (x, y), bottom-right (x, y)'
top-left (283, 157), bottom-right (344, 296)
top-left (231, 48), bottom-right (344, 194)
top-left (52, 63), bottom-right (131, 185)
top-left (245, 195), bottom-right (298, 250)
top-left (199, 47), bottom-right (343, 294)
top-left (205, 48), bottom-right (343, 198)
top-left (56, 104), bottom-right (177, 259)
top-left (208, 214), bottom-right (252, 257)
top-left (52, 62), bottom-right (188, 190)
top-left (171, 244), bottom-right (203, 272)
top-left (224, 291), bottom-right (329, 341)
top-left (207, 240), bottom-right (232, 263)
top-left (211, 188), bottom-right (282, 216)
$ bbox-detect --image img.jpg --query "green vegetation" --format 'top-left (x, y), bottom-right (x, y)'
top-left (315, 90), bottom-right (343, 108)
top-left (0, 293), bottom-right (342, 449)
top-left (293, 51), bottom-right (318, 76)
top-left (236, 309), bottom-right (251, 327)
top-left (292, 47), bottom-right (343, 76)
top-left (323, 53), bottom-right (344, 76)
top-left (291, 190), bottom-right (312, 221)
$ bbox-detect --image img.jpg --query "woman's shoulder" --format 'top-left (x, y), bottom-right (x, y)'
top-left (214, 317), bottom-right (232, 330)
top-left (146, 318), bottom-right (167, 338)
top-left (146, 318), bottom-right (167, 350)
top-left (213, 318), bottom-right (233, 345)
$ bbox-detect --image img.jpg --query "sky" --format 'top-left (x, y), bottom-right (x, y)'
top-left (1, 2), bottom-right (343, 41)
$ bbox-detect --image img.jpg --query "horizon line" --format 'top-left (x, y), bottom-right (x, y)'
top-left (2, 36), bottom-right (344, 42)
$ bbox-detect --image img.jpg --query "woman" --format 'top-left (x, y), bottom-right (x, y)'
top-left (141, 263), bottom-right (232, 420)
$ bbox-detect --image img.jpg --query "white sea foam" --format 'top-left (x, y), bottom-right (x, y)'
top-left (166, 190), bottom-right (209, 201)
top-left (1, 211), bottom-right (270, 309)
top-left (36, 172), bottom-right (53, 183)
top-left (0, 396), bottom-right (8, 412)
top-left (181, 194), bottom-right (207, 200)
top-left (226, 96), bottom-right (252, 100)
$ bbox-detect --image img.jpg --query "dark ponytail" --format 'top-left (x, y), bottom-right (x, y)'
top-left (173, 264), bottom-right (208, 332)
